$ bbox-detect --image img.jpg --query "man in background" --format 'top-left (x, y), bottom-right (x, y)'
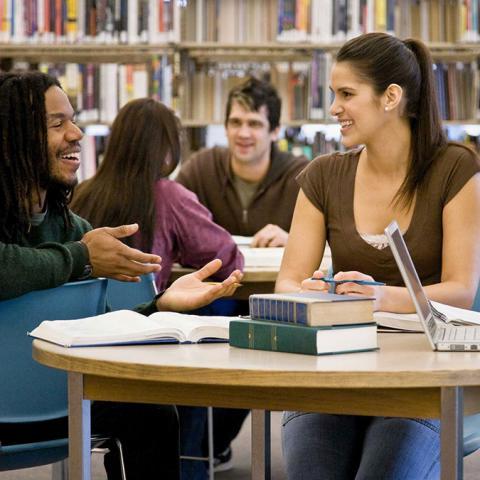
top-left (176, 77), bottom-right (308, 475)
top-left (176, 76), bottom-right (308, 247)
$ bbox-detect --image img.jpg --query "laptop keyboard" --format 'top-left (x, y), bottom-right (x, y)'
top-left (438, 325), bottom-right (480, 341)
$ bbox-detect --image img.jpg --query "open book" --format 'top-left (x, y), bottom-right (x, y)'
top-left (29, 310), bottom-right (232, 347)
top-left (375, 301), bottom-right (480, 333)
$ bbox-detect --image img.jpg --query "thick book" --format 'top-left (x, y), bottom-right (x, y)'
top-left (229, 319), bottom-right (378, 356)
top-left (29, 310), bottom-right (232, 347)
top-left (375, 301), bottom-right (480, 333)
top-left (249, 292), bottom-right (374, 327)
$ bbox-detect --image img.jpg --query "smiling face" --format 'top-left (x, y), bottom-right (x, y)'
top-left (226, 100), bottom-right (279, 169)
top-left (45, 86), bottom-right (83, 188)
top-left (329, 61), bottom-right (385, 149)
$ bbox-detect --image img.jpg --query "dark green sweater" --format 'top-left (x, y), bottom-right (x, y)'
top-left (0, 208), bottom-right (158, 314)
top-left (0, 209), bottom-right (91, 300)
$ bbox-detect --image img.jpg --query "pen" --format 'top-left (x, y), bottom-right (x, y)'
top-left (205, 282), bottom-right (243, 287)
top-left (309, 277), bottom-right (386, 286)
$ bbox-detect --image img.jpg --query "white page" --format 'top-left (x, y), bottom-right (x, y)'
top-left (430, 301), bottom-right (480, 326)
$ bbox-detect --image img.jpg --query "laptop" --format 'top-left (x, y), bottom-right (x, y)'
top-left (384, 220), bottom-right (480, 352)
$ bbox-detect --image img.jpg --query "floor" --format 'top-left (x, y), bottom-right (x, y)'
top-left (1, 411), bottom-right (480, 479)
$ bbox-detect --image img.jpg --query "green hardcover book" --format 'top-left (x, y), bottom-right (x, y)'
top-left (229, 319), bottom-right (378, 356)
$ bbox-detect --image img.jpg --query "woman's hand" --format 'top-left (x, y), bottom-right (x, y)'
top-left (156, 259), bottom-right (243, 312)
top-left (333, 271), bottom-right (384, 309)
top-left (301, 270), bottom-right (384, 309)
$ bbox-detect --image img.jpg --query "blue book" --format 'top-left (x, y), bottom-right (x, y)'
top-left (249, 292), bottom-right (374, 327)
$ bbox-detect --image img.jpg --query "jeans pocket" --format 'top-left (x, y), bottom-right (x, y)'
top-left (411, 418), bottom-right (440, 433)
top-left (282, 411), bottom-right (311, 427)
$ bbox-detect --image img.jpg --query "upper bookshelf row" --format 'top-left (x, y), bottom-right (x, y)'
top-left (3, 0), bottom-right (480, 48)
top-left (29, 51), bottom-right (480, 126)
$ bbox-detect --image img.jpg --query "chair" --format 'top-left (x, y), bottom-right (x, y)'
top-left (462, 285), bottom-right (480, 457)
top-left (0, 279), bottom-right (125, 479)
top-left (106, 274), bottom-right (216, 479)
top-left (106, 273), bottom-right (158, 310)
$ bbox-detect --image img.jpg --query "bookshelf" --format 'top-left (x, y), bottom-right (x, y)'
top-left (2, 0), bottom-right (480, 175)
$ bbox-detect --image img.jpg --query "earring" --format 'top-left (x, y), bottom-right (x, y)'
top-left (384, 106), bottom-right (389, 112)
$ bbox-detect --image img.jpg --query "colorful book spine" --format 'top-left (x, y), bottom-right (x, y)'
top-left (229, 319), bottom-right (378, 356)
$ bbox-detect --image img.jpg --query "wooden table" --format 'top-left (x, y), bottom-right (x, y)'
top-left (33, 333), bottom-right (480, 480)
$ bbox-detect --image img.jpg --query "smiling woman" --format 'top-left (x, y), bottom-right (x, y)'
top-left (276, 32), bottom-right (480, 480)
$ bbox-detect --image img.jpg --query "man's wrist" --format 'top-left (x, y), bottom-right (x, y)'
top-left (77, 240), bottom-right (92, 280)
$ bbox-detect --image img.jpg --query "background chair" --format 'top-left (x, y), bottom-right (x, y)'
top-left (463, 283), bottom-right (480, 457)
top-left (106, 274), bottom-right (216, 479)
top-left (0, 279), bottom-right (126, 479)
top-left (106, 273), bottom-right (158, 311)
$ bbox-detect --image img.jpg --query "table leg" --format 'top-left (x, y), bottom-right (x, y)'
top-left (441, 386), bottom-right (464, 480)
top-left (68, 373), bottom-right (91, 480)
top-left (251, 409), bottom-right (271, 480)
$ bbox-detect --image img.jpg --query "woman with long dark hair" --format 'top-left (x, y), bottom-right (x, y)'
top-left (72, 98), bottom-right (243, 290)
top-left (277, 32), bottom-right (480, 478)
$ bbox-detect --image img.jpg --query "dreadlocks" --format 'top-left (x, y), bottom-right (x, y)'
top-left (0, 71), bottom-right (72, 243)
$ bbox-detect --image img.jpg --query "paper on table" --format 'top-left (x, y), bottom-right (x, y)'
top-left (374, 311), bottom-right (423, 332)
top-left (232, 235), bottom-right (253, 246)
top-left (374, 301), bottom-right (480, 333)
top-left (239, 246), bottom-right (284, 268)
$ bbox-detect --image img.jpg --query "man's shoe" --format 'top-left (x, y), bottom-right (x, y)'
top-left (213, 446), bottom-right (233, 473)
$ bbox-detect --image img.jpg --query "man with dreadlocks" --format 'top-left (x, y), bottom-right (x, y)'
top-left (0, 71), bottom-right (242, 479)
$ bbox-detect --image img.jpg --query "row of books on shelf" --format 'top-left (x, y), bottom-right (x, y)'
top-left (180, 54), bottom-right (480, 123)
top-left (0, 0), bottom-right (178, 43)
top-left (179, 0), bottom-right (479, 44)
top-left (36, 54), bottom-right (173, 123)
top-left (6, 55), bottom-right (480, 125)
top-left (3, 0), bottom-right (480, 46)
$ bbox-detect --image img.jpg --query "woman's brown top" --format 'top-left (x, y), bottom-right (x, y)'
top-left (297, 143), bottom-right (480, 286)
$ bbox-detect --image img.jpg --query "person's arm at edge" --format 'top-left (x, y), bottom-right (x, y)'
top-left (275, 190), bottom-right (326, 293)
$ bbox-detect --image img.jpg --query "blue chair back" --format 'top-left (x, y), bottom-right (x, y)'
top-left (106, 273), bottom-right (157, 311)
top-left (464, 282), bottom-right (480, 456)
top-left (0, 279), bottom-right (107, 423)
top-left (0, 279), bottom-right (107, 471)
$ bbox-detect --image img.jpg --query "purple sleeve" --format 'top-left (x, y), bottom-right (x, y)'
top-left (159, 181), bottom-right (244, 282)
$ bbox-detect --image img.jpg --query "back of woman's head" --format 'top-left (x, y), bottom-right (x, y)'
top-left (337, 32), bottom-right (446, 204)
top-left (71, 98), bottom-right (181, 251)
top-left (105, 97), bottom-right (181, 179)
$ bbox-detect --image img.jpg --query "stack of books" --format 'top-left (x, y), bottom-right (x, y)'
top-left (229, 292), bottom-right (378, 356)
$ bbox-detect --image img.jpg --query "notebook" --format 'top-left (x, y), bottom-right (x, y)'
top-left (385, 220), bottom-right (480, 352)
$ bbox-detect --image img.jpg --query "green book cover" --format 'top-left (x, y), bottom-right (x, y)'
top-left (229, 319), bottom-right (378, 356)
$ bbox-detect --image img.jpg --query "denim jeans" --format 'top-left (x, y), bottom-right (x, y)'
top-left (178, 406), bottom-right (208, 480)
top-left (282, 412), bottom-right (440, 480)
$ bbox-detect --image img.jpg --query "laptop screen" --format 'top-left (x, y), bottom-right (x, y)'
top-left (384, 221), bottom-right (437, 345)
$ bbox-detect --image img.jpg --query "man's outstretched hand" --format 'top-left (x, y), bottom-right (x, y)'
top-left (81, 224), bottom-right (162, 282)
top-left (156, 259), bottom-right (243, 312)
